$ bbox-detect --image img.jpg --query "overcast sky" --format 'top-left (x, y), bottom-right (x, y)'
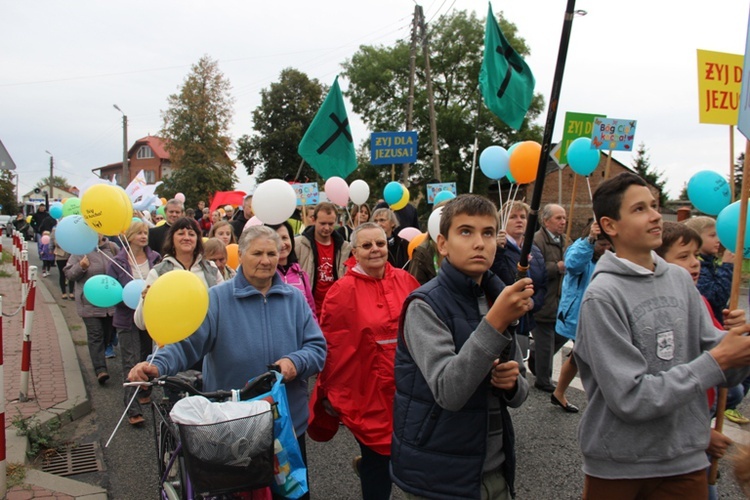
top-left (2, 0), bottom-right (748, 202)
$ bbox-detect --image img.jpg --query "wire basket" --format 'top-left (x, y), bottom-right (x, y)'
top-left (178, 409), bottom-right (274, 495)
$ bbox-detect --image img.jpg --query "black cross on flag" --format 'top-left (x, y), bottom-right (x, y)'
top-left (298, 76), bottom-right (357, 179)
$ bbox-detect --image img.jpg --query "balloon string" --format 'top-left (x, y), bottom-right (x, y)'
top-left (118, 234), bottom-right (145, 281)
top-left (497, 181), bottom-right (504, 229)
top-left (586, 177), bottom-right (596, 220)
top-left (96, 244), bottom-right (135, 281)
top-left (503, 183), bottom-right (519, 230)
top-left (105, 344), bottom-right (160, 448)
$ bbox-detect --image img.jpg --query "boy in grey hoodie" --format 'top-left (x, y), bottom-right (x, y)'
top-left (574, 172), bottom-right (750, 499)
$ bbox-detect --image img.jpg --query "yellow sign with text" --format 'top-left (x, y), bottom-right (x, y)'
top-left (697, 49), bottom-right (743, 125)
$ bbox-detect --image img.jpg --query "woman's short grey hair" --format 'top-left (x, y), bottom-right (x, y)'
top-left (372, 208), bottom-right (399, 228)
top-left (351, 222), bottom-right (386, 247)
top-left (238, 225), bottom-right (281, 254)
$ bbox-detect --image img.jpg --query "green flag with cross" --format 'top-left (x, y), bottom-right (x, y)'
top-left (298, 76), bottom-right (358, 180)
top-left (478, 3), bottom-right (535, 131)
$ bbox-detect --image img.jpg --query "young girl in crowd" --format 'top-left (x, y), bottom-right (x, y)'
top-left (39, 230), bottom-right (55, 277)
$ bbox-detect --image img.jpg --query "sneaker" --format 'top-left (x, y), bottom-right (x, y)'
top-left (725, 409), bottom-right (750, 425)
top-left (105, 345), bottom-right (116, 359)
top-left (128, 415), bottom-right (145, 426)
top-left (97, 371), bottom-right (110, 384)
top-left (352, 456), bottom-right (361, 478)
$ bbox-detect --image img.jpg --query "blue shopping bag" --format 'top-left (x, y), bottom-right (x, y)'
top-left (248, 371), bottom-right (308, 499)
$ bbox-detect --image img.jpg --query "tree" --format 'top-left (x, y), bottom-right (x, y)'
top-left (34, 175), bottom-right (72, 192)
top-left (631, 142), bottom-right (668, 207)
top-left (733, 152), bottom-right (744, 197)
top-left (342, 9), bottom-right (544, 200)
top-left (237, 68), bottom-right (327, 184)
top-left (678, 183), bottom-right (689, 201)
top-left (159, 55), bottom-right (237, 205)
top-left (0, 170), bottom-right (18, 215)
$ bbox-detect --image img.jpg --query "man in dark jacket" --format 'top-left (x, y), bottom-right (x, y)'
top-left (148, 199), bottom-right (183, 256)
top-left (230, 194), bottom-right (253, 240)
top-left (529, 203), bottom-right (570, 392)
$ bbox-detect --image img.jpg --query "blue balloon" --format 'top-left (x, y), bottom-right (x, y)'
top-left (383, 182), bottom-right (405, 206)
top-left (122, 279), bottom-right (146, 309)
top-left (433, 190), bottom-right (456, 205)
top-left (479, 146), bottom-right (510, 180)
top-left (49, 202), bottom-right (64, 219)
top-left (55, 215), bottom-right (99, 255)
top-left (687, 170), bottom-right (731, 216)
top-left (83, 274), bottom-right (123, 308)
top-left (566, 137), bottom-right (600, 176)
top-left (716, 201), bottom-right (750, 258)
top-left (506, 170), bottom-right (516, 183)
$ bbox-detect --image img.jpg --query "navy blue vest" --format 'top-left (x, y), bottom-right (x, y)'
top-left (390, 260), bottom-right (517, 499)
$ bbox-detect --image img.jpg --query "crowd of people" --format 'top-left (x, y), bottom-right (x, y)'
top-left (23, 178), bottom-right (750, 499)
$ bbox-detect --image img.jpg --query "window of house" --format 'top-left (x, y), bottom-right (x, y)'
top-left (136, 146), bottom-right (154, 159)
top-left (144, 170), bottom-right (156, 183)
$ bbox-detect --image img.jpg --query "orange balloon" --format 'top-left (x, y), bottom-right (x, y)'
top-left (226, 243), bottom-right (239, 270)
top-left (509, 141), bottom-right (541, 184)
top-left (408, 232), bottom-right (428, 259)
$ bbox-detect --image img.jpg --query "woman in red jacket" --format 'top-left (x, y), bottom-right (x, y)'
top-left (309, 222), bottom-right (418, 500)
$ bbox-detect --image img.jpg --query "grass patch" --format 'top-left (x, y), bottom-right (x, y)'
top-left (69, 324), bottom-right (82, 331)
top-left (12, 412), bottom-right (66, 459)
top-left (7, 462), bottom-right (27, 489)
top-left (73, 339), bottom-right (88, 346)
top-left (0, 269), bottom-right (11, 277)
top-left (2, 249), bottom-right (11, 263)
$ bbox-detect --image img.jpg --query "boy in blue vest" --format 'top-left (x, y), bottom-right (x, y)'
top-left (575, 172), bottom-right (750, 499)
top-left (391, 194), bottom-right (534, 499)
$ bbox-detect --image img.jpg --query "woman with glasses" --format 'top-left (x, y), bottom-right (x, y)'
top-left (308, 222), bottom-right (419, 500)
top-left (268, 221), bottom-right (316, 321)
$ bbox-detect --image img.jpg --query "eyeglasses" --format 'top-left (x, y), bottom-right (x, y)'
top-left (355, 240), bottom-right (387, 250)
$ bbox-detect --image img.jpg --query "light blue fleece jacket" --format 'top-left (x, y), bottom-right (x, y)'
top-left (150, 267), bottom-right (327, 436)
top-left (574, 251), bottom-right (750, 480)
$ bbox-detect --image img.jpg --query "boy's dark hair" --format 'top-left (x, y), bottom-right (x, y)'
top-left (655, 221), bottom-right (703, 259)
top-left (592, 172), bottom-right (648, 243)
top-left (439, 194), bottom-right (498, 238)
top-left (163, 217), bottom-right (204, 258)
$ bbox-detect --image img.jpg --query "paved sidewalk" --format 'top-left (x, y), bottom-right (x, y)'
top-left (1, 241), bottom-right (105, 499)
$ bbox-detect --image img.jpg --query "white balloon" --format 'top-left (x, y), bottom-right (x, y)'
top-left (428, 207), bottom-right (444, 243)
top-left (252, 179), bottom-right (298, 225)
top-left (349, 179), bottom-right (370, 206)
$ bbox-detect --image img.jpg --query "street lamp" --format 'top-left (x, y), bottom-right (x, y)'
top-left (113, 104), bottom-right (128, 187)
top-left (44, 150), bottom-right (53, 206)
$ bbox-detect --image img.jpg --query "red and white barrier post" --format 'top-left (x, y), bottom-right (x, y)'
top-left (19, 266), bottom-right (36, 402)
top-left (0, 295), bottom-right (6, 499)
top-left (20, 250), bottom-right (28, 328)
top-left (11, 231), bottom-right (17, 273)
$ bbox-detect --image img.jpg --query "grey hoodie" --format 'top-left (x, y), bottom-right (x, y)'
top-left (574, 250), bottom-right (748, 480)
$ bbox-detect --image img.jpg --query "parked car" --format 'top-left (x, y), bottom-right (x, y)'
top-left (0, 215), bottom-right (12, 237)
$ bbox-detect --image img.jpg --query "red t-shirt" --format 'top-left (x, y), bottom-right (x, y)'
top-left (313, 240), bottom-right (335, 313)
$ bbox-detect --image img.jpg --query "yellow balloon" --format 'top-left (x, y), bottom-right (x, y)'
top-left (226, 243), bottom-right (240, 270)
top-left (117, 187), bottom-right (134, 234)
top-left (26, 215), bottom-right (32, 223)
top-left (390, 187), bottom-right (410, 211)
top-left (143, 270), bottom-right (209, 346)
top-left (156, 220), bottom-right (166, 227)
top-left (80, 184), bottom-right (129, 236)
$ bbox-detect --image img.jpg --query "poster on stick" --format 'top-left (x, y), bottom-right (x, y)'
top-left (560, 112), bottom-right (605, 164)
top-left (590, 117), bottom-right (637, 151)
top-left (697, 49), bottom-right (743, 126)
top-left (738, 10), bottom-right (750, 139)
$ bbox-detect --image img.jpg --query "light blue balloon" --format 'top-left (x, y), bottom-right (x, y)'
top-left (716, 201), bottom-right (750, 258)
top-left (566, 137), bottom-right (600, 176)
top-left (122, 279), bottom-right (146, 309)
top-left (383, 182), bottom-right (404, 206)
top-left (479, 146), bottom-right (510, 180)
top-left (83, 275), bottom-right (123, 308)
top-left (432, 190), bottom-right (456, 205)
top-left (49, 202), bottom-right (64, 219)
top-left (687, 170), bottom-right (731, 216)
top-left (55, 215), bottom-right (99, 255)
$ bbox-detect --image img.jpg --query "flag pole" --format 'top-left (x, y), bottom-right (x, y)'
top-left (469, 88), bottom-right (483, 194)
top-left (517, 0), bottom-right (578, 277)
top-left (709, 137), bottom-right (750, 486)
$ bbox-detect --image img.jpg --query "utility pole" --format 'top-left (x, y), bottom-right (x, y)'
top-left (402, 5), bottom-right (419, 185)
top-left (44, 150), bottom-right (53, 205)
top-left (418, 6), bottom-right (441, 182)
top-left (113, 105), bottom-right (128, 187)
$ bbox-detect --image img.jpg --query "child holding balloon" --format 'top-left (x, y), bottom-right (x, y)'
top-left (39, 230), bottom-right (55, 277)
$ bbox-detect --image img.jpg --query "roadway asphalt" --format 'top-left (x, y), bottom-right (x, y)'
top-left (18, 238), bottom-right (750, 499)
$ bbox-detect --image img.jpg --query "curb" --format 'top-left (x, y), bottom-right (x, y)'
top-left (5, 274), bottom-right (106, 499)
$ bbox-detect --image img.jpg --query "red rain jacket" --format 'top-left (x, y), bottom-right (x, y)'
top-left (308, 263), bottom-right (419, 455)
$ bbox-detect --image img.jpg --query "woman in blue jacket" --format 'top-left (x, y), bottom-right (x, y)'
top-left (551, 221), bottom-right (610, 413)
